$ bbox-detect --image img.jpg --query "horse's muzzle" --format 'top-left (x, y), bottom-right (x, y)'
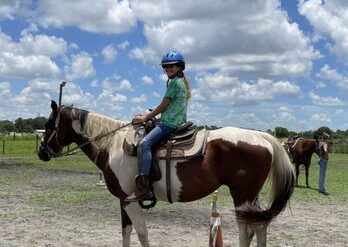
top-left (37, 144), bottom-right (52, 161)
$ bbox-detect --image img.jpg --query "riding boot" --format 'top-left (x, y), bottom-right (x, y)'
top-left (125, 174), bottom-right (153, 202)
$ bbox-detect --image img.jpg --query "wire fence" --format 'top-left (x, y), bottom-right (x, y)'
top-left (1, 134), bottom-right (348, 157)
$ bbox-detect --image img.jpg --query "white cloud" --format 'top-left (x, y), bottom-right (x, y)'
top-left (310, 113), bottom-right (331, 123)
top-left (0, 0), bottom-right (30, 21)
top-left (64, 52), bottom-right (96, 80)
top-left (35, 0), bottom-right (136, 34)
top-left (316, 64), bottom-right (348, 91)
top-left (101, 77), bottom-right (133, 92)
top-left (20, 23), bottom-right (39, 36)
top-left (102, 44), bottom-right (117, 64)
top-left (18, 33), bottom-right (67, 56)
top-left (308, 91), bottom-right (345, 106)
top-left (278, 106), bottom-right (292, 112)
top-left (272, 111), bottom-right (296, 123)
top-left (188, 102), bottom-right (218, 126)
top-left (152, 92), bottom-right (161, 98)
top-left (131, 94), bottom-right (147, 104)
top-left (299, 0), bottom-right (348, 64)
top-left (62, 83), bottom-right (95, 108)
top-left (0, 82), bottom-right (12, 108)
top-left (98, 90), bottom-right (127, 105)
top-left (315, 81), bottom-right (326, 89)
top-left (193, 73), bottom-right (300, 105)
top-left (117, 80), bottom-right (133, 91)
top-left (226, 111), bottom-right (267, 130)
top-left (0, 31), bottom-right (62, 79)
top-left (130, 0), bottom-right (319, 77)
top-left (90, 80), bottom-right (99, 88)
top-left (118, 41), bottom-right (130, 50)
top-left (142, 75), bottom-right (153, 85)
top-left (0, 80), bottom-right (60, 120)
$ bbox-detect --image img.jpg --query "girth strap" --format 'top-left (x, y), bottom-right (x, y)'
top-left (166, 140), bottom-right (174, 203)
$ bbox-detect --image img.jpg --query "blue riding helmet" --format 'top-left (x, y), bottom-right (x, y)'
top-left (160, 50), bottom-right (185, 70)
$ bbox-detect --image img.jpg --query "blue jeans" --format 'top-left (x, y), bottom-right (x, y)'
top-left (318, 158), bottom-right (328, 192)
top-left (140, 123), bottom-right (175, 175)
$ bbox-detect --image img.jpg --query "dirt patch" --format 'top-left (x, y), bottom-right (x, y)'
top-left (0, 164), bottom-right (347, 247)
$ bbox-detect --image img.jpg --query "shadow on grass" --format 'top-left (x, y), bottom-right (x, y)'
top-left (295, 185), bottom-right (318, 192)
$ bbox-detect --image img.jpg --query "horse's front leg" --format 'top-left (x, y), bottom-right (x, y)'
top-left (120, 201), bottom-right (132, 247)
top-left (123, 202), bottom-right (150, 247)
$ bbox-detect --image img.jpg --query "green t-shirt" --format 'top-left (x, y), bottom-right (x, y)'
top-left (162, 77), bottom-right (187, 128)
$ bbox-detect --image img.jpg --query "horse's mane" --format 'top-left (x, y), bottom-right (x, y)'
top-left (83, 112), bottom-right (130, 149)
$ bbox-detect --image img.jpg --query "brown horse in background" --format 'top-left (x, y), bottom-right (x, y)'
top-left (282, 138), bottom-right (320, 187)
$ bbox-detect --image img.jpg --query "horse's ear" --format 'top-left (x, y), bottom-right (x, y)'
top-left (51, 100), bottom-right (58, 113)
top-left (72, 120), bottom-right (82, 134)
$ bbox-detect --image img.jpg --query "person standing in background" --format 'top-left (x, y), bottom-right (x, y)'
top-left (318, 133), bottom-right (331, 196)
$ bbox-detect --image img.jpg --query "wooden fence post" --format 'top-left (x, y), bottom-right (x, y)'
top-left (36, 134), bottom-right (39, 153)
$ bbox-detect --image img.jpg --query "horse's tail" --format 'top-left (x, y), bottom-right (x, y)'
top-left (236, 133), bottom-right (296, 224)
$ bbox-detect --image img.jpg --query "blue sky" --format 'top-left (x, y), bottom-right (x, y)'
top-left (0, 0), bottom-right (347, 132)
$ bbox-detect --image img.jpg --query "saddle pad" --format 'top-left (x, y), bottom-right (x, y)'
top-left (157, 129), bottom-right (208, 159)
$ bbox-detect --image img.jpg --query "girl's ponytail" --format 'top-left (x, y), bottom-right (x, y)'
top-left (182, 72), bottom-right (191, 100)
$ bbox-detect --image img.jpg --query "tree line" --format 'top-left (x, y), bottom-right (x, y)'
top-left (0, 117), bottom-right (46, 133)
top-left (269, 126), bottom-right (347, 139)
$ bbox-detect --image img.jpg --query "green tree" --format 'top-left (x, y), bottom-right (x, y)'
top-left (274, 127), bottom-right (289, 138)
top-left (30, 117), bottom-right (47, 130)
top-left (266, 129), bottom-right (274, 136)
top-left (298, 130), bottom-right (314, 139)
top-left (313, 126), bottom-right (333, 139)
top-left (0, 120), bottom-right (14, 133)
top-left (14, 118), bottom-right (33, 133)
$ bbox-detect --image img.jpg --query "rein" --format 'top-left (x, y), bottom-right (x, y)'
top-left (60, 122), bottom-right (132, 157)
top-left (46, 106), bottom-right (132, 158)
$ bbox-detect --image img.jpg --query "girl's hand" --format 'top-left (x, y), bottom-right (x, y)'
top-left (132, 115), bottom-right (146, 124)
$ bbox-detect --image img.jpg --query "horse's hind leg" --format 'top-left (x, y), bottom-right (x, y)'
top-left (295, 163), bottom-right (300, 186)
top-left (305, 163), bottom-right (310, 188)
top-left (237, 221), bottom-right (254, 247)
top-left (255, 224), bottom-right (267, 247)
top-left (123, 202), bottom-right (150, 247)
top-left (121, 202), bottom-right (132, 247)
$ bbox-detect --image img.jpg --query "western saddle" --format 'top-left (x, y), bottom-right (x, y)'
top-left (122, 119), bottom-right (209, 209)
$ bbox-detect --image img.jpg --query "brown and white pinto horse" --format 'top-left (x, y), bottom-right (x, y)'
top-left (38, 101), bottom-right (295, 247)
top-left (282, 138), bottom-right (320, 188)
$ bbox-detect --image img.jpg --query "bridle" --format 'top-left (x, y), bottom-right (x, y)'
top-left (44, 106), bottom-right (65, 157)
top-left (42, 106), bottom-right (132, 158)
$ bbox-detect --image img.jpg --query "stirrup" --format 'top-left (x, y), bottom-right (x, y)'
top-left (139, 193), bottom-right (157, 209)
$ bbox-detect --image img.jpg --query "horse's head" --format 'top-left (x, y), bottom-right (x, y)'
top-left (37, 100), bottom-right (77, 161)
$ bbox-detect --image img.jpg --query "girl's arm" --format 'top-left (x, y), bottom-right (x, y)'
top-left (132, 97), bottom-right (171, 123)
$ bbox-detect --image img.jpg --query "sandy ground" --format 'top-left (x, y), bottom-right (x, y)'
top-left (0, 163), bottom-right (347, 247)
